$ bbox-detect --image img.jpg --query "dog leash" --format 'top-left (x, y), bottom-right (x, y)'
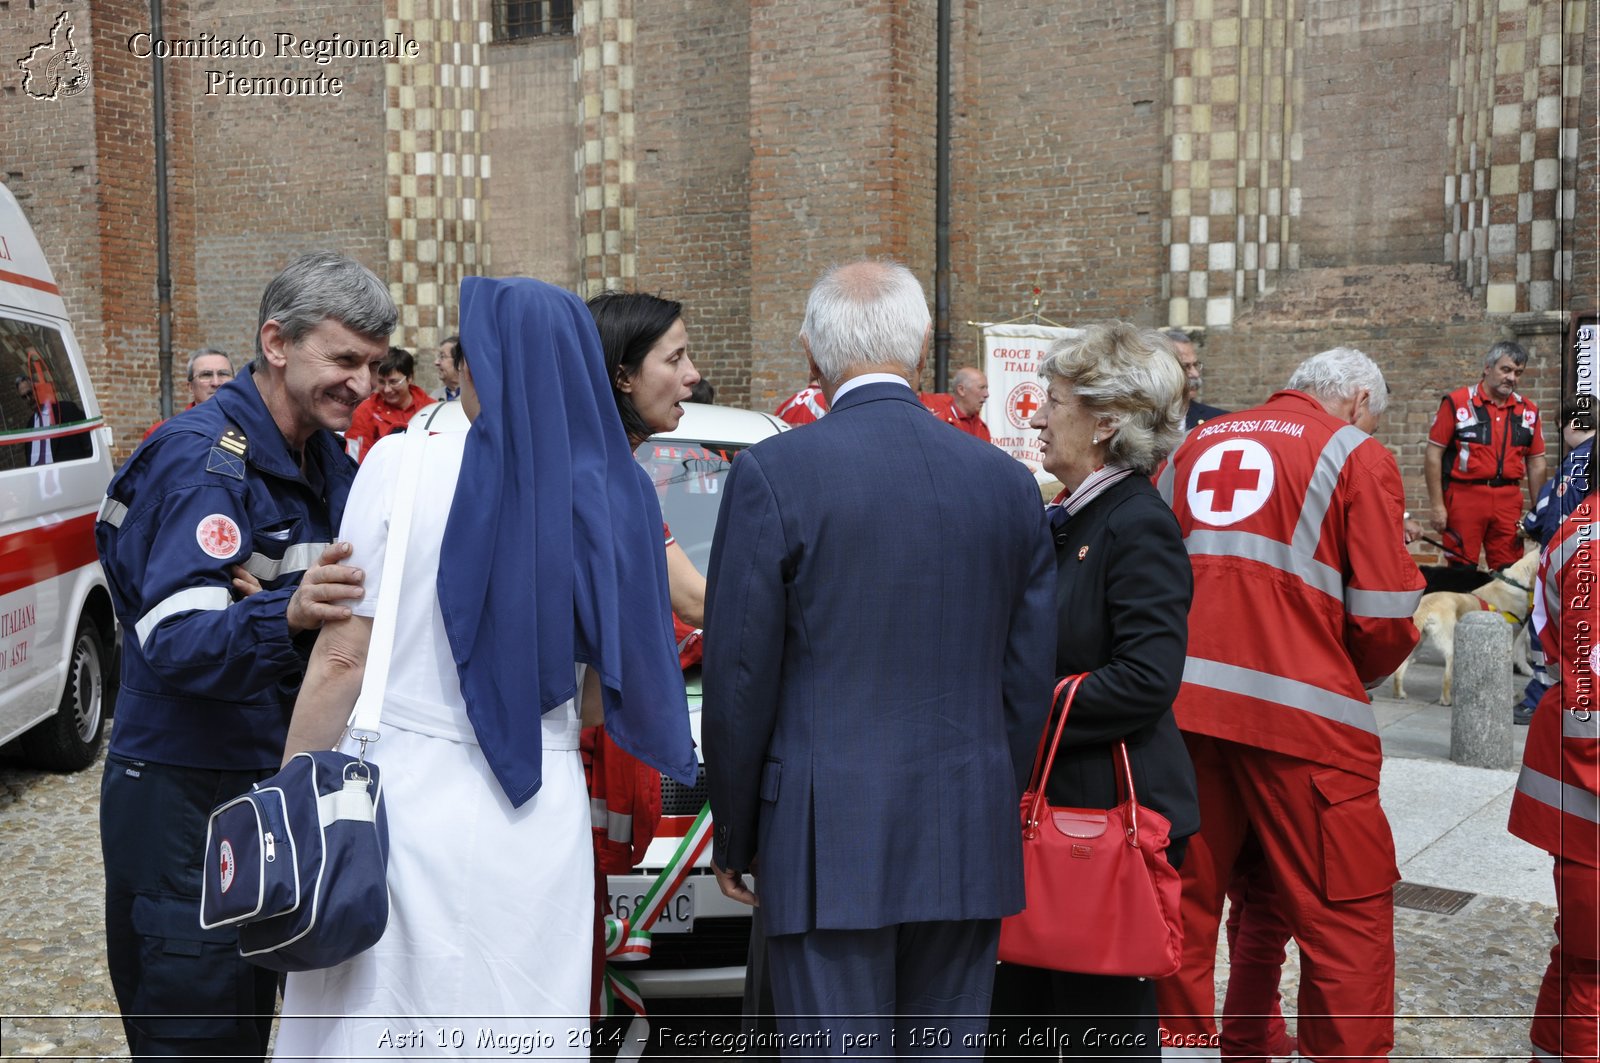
top-left (1417, 533), bottom-right (1534, 594)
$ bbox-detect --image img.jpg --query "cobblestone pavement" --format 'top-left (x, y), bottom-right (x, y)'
top-left (0, 702), bottom-right (1559, 1060)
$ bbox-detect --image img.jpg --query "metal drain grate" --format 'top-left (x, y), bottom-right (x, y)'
top-left (1393, 881), bottom-right (1477, 914)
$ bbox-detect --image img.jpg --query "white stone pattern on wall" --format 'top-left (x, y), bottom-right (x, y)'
top-left (1164, 0), bottom-right (1302, 330)
top-left (385, 0), bottom-right (489, 348)
top-left (575, 0), bottom-right (635, 297)
top-left (1447, 0), bottom-right (1583, 313)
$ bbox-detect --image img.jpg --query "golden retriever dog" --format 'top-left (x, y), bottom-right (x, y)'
top-left (1391, 546), bottom-right (1540, 705)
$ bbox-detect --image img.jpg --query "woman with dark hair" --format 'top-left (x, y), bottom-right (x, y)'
top-left (587, 291), bottom-right (705, 624)
top-left (344, 346), bottom-right (435, 463)
top-left (271, 277), bottom-right (695, 1058)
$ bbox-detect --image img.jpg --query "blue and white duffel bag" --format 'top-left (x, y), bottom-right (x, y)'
top-left (200, 750), bottom-right (390, 972)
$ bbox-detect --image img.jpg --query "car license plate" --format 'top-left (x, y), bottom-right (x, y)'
top-left (609, 879), bottom-right (695, 933)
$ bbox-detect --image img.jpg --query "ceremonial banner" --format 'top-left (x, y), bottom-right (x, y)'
top-left (977, 322), bottom-right (1081, 470)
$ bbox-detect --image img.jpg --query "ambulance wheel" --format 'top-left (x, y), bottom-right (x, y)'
top-left (23, 617), bottom-right (107, 771)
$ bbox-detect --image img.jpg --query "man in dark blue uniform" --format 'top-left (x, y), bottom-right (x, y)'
top-left (95, 251), bottom-right (395, 1060)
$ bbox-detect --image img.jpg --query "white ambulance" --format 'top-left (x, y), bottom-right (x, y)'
top-left (0, 180), bottom-right (116, 769)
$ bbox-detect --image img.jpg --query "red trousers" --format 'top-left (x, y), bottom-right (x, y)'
top-left (1531, 858), bottom-right (1600, 1062)
top-left (1222, 844), bottom-right (1296, 1061)
top-left (1156, 735), bottom-right (1398, 1063)
top-left (1444, 482), bottom-right (1525, 570)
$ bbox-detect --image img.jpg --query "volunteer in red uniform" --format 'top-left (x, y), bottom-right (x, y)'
top-left (141, 348), bottom-right (233, 441)
top-left (1154, 346), bottom-right (1424, 1061)
top-left (920, 365), bottom-right (992, 441)
top-left (343, 346), bottom-right (434, 462)
top-left (775, 379), bottom-right (829, 425)
top-left (1425, 340), bottom-right (1547, 569)
top-left (1508, 470), bottom-right (1600, 1062)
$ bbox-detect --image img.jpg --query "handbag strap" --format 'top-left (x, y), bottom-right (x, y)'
top-left (345, 429), bottom-right (430, 746)
top-left (1024, 674), bottom-right (1084, 828)
top-left (1024, 674), bottom-right (1145, 844)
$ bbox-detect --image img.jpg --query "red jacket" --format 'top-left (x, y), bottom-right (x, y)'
top-left (345, 384), bottom-right (434, 463)
top-left (141, 402), bottom-right (197, 442)
top-left (1158, 390), bottom-right (1424, 778)
top-left (775, 385), bottom-right (828, 426)
top-left (1427, 382), bottom-right (1543, 485)
top-left (920, 392), bottom-right (992, 442)
top-left (1509, 498), bottom-right (1600, 867)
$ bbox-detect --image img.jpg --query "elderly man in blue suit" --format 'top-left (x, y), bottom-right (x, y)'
top-left (702, 260), bottom-right (1056, 1051)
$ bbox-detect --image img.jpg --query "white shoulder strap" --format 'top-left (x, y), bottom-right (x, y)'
top-left (345, 429), bottom-right (430, 742)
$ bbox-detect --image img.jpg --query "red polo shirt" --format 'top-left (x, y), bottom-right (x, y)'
top-left (920, 392), bottom-right (992, 443)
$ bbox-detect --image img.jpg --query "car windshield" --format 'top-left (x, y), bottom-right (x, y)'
top-left (635, 438), bottom-right (746, 572)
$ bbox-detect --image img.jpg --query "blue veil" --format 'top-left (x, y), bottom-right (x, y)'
top-left (438, 276), bottom-right (697, 807)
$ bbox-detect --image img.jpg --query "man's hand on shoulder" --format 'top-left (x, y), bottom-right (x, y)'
top-left (286, 541), bottom-right (365, 635)
top-left (711, 857), bottom-right (759, 908)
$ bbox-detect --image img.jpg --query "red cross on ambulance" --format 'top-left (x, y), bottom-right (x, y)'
top-left (1186, 438), bottom-right (1275, 526)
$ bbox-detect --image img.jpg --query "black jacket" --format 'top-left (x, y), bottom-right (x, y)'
top-left (1041, 474), bottom-right (1200, 841)
top-left (1185, 400), bottom-right (1227, 430)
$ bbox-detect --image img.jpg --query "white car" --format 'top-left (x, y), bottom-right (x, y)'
top-left (415, 399), bottom-right (786, 997)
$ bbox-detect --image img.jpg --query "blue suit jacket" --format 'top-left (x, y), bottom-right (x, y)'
top-left (701, 380), bottom-right (1056, 936)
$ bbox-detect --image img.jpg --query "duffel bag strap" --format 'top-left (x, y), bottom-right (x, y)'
top-left (346, 429), bottom-right (430, 750)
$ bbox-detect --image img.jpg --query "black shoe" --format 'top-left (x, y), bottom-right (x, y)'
top-left (1513, 702), bottom-right (1537, 726)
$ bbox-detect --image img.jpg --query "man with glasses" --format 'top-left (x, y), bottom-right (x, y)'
top-left (1163, 328), bottom-right (1226, 430)
top-left (141, 348), bottom-right (235, 441)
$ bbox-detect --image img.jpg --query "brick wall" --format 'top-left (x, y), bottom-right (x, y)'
top-left (485, 36), bottom-right (579, 293)
top-left (745, 0), bottom-right (937, 411)
top-left (633, 0), bottom-right (751, 403)
top-left (1569, 0), bottom-right (1597, 320)
top-left (1297, 0), bottom-right (1455, 267)
top-left (0, 2), bottom-right (107, 429)
top-left (188, 1), bottom-right (389, 380)
top-left (962, 1), bottom-right (1168, 351)
top-left (1209, 264), bottom-right (1563, 558)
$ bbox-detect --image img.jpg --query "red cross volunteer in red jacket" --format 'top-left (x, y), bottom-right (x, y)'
top-left (1154, 347), bottom-right (1423, 1062)
top-left (344, 347), bottom-right (434, 463)
top-left (920, 366), bottom-right (992, 442)
top-left (1508, 479), bottom-right (1600, 1062)
top-left (1424, 340), bottom-right (1547, 569)
top-left (774, 381), bottom-right (829, 426)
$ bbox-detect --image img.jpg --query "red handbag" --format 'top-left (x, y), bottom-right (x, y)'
top-left (997, 674), bottom-right (1185, 978)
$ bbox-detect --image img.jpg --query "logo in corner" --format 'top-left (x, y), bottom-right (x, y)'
top-left (218, 839), bottom-right (235, 893)
top-left (18, 11), bottom-right (91, 102)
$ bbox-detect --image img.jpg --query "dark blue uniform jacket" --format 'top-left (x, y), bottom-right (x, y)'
top-left (96, 367), bottom-right (358, 770)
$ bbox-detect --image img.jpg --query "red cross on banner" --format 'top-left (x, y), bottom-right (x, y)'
top-left (1013, 390), bottom-right (1039, 421)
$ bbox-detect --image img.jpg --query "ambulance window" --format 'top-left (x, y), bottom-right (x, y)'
top-left (0, 316), bottom-right (92, 470)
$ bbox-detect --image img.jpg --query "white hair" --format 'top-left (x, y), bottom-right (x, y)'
top-left (1038, 322), bottom-right (1187, 475)
top-left (1286, 346), bottom-right (1389, 415)
top-left (799, 261), bottom-right (929, 383)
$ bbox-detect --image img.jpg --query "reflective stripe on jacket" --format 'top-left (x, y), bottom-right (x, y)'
top-left (1509, 499), bottom-right (1600, 867)
top-left (1158, 389), bottom-right (1424, 778)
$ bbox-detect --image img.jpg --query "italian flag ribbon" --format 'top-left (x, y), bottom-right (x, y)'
top-left (600, 801), bottom-right (716, 1060)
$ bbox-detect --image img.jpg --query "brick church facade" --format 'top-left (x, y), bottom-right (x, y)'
top-left (1, 0), bottom-right (1593, 516)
